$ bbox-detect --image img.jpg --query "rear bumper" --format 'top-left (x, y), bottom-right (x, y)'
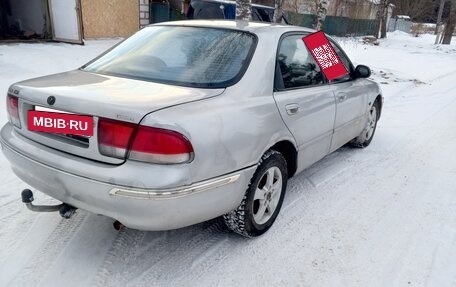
top-left (0, 123), bottom-right (255, 230)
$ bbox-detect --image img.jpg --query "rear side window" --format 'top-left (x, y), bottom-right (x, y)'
top-left (276, 35), bottom-right (324, 90)
top-left (82, 26), bottom-right (256, 88)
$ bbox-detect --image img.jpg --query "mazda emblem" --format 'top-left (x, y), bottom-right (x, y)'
top-left (47, 96), bottom-right (56, 105)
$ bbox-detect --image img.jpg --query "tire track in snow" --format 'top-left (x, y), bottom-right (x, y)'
top-left (0, 199), bottom-right (39, 260)
top-left (93, 219), bottom-right (227, 287)
top-left (8, 212), bottom-right (88, 287)
top-left (281, 146), bottom-right (384, 215)
top-left (169, 150), bottom-right (388, 285)
top-left (129, 220), bottom-right (228, 286)
top-left (93, 228), bottom-right (148, 287)
top-left (428, 69), bottom-right (456, 83)
top-left (93, 151), bottom-right (366, 286)
top-left (171, 232), bottom-right (234, 285)
top-left (386, 68), bottom-right (456, 107)
top-left (273, 147), bottom-right (393, 238)
top-left (214, 149), bottom-right (407, 283)
top-left (0, 200), bottom-right (21, 222)
top-left (253, 89), bottom-right (456, 282)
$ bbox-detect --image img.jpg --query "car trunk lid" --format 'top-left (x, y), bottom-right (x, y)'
top-left (10, 70), bottom-right (224, 164)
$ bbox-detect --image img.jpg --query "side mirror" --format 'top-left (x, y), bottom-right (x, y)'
top-left (353, 65), bottom-right (371, 79)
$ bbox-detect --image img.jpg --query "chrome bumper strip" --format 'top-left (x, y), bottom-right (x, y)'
top-left (109, 174), bottom-right (241, 200)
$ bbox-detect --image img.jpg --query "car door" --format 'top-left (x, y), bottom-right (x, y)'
top-left (273, 34), bottom-right (336, 171)
top-left (49, 0), bottom-right (83, 44)
top-left (328, 40), bottom-right (370, 151)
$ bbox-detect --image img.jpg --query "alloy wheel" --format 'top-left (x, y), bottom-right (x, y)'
top-left (252, 166), bottom-right (283, 225)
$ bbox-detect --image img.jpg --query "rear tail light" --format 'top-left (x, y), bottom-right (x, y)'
top-left (6, 95), bottom-right (21, 128)
top-left (98, 118), bottom-right (136, 159)
top-left (98, 118), bottom-right (193, 164)
top-left (129, 126), bottom-right (194, 164)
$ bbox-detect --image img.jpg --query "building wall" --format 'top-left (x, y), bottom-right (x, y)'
top-left (7, 0), bottom-right (45, 35)
top-left (139, 0), bottom-right (150, 27)
top-left (81, 0), bottom-right (139, 38)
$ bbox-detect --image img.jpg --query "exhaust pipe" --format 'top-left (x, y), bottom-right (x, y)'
top-left (21, 189), bottom-right (77, 219)
top-left (59, 204), bottom-right (77, 219)
top-left (113, 220), bottom-right (125, 231)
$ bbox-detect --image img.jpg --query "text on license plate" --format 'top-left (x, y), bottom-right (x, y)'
top-left (28, 110), bottom-right (94, 136)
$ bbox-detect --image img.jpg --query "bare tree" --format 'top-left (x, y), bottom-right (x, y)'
top-left (314, 0), bottom-right (329, 30)
top-left (375, 0), bottom-right (388, 38)
top-left (389, 0), bottom-right (435, 21)
top-left (236, 0), bottom-right (252, 20)
top-left (435, 0), bottom-right (446, 34)
top-left (332, 0), bottom-right (343, 16)
top-left (442, 0), bottom-right (456, 44)
top-left (282, 0), bottom-right (302, 25)
top-left (273, 0), bottom-right (284, 23)
top-left (380, 1), bottom-right (388, 38)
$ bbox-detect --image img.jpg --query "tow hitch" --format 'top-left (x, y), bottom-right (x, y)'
top-left (21, 189), bottom-right (77, 219)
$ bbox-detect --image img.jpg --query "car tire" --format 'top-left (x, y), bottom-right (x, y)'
top-left (223, 150), bottom-right (288, 237)
top-left (350, 100), bottom-right (380, 148)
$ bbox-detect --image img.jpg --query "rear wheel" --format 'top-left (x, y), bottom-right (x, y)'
top-left (351, 100), bottom-right (380, 148)
top-left (223, 150), bottom-right (288, 237)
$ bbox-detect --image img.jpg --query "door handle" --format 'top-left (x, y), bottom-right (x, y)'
top-left (285, 104), bottom-right (301, 115)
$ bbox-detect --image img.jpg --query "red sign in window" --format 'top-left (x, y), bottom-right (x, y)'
top-left (302, 31), bottom-right (348, 81)
top-left (28, 110), bottom-right (94, 137)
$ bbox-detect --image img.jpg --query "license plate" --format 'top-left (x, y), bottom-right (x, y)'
top-left (28, 110), bottom-right (94, 137)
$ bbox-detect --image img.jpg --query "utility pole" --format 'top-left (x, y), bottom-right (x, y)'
top-left (435, 0), bottom-right (445, 44)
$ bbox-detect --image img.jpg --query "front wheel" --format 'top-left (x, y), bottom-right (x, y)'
top-left (223, 150), bottom-right (288, 237)
top-left (350, 100), bottom-right (380, 148)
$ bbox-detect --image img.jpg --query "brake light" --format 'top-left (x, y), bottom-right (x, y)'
top-left (98, 118), bottom-right (136, 159)
top-left (6, 95), bottom-right (21, 128)
top-left (97, 118), bottom-right (193, 164)
top-left (129, 126), bottom-right (194, 164)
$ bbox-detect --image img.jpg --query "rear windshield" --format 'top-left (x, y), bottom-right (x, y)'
top-left (82, 26), bottom-right (257, 88)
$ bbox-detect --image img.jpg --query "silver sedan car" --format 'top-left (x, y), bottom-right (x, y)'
top-left (1, 20), bottom-right (382, 237)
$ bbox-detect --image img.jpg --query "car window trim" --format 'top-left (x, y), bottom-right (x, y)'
top-left (326, 38), bottom-right (357, 85)
top-left (327, 38), bottom-right (355, 72)
top-left (274, 31), bottom-right (330, 92)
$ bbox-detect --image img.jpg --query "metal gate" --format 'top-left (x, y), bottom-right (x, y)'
top-left (150, 3), bottom-right (183, 24)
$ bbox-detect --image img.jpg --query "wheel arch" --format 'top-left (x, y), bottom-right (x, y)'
top-left (375, 94), bottom-right (383, 119)
top-left (268, 140), bottom-right (298, 178)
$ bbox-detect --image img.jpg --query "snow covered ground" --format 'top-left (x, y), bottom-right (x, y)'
top-left (0, 32), bottom-right (455, 287)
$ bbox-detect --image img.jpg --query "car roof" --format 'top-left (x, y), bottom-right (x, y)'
top-left (151, 20), bottom-right (317, 35)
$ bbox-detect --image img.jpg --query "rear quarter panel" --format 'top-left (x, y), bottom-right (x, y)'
top-left (140, 86), bottom-right (295, 183)
top-left (139, 30), bottom-right (297, 183)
